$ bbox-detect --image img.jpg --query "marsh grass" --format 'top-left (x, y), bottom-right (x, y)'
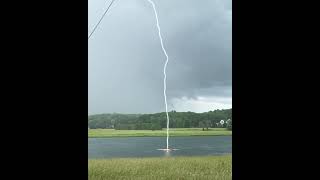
top-left (89, 155), bottom-right (231, 180)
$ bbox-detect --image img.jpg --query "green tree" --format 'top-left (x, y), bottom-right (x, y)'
top-left (226, 119), bottom-right (232, 130)
top-left (205, 120), bottom-right (211, 131)
top-left (111, 119), bottom-right (115, 128)
top-left (88, 120), bottom-right (97, 129)
top-left (151, 123), bottom-right (161, 131)
top-left (199, 121), bottom-right (205, 131)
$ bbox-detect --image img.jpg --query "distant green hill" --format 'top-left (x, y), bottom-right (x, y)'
top-left (88, 109), bottom-right (232, 130)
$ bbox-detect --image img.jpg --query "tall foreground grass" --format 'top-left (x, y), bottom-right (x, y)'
top-left (89, 155), bottom-right (231, 180)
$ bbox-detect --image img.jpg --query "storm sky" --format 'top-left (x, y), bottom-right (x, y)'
top-left (88, 0), bottom-right (232, 114)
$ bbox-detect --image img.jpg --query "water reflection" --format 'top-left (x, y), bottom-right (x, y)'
top-left (164, 150), bottom-right (171, 157)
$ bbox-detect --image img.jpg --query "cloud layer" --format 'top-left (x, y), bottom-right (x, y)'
top-left (89, 0), bottom-right (232, 114)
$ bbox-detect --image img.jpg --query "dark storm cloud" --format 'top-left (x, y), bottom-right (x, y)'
top-left (89, 0), bottom-right (232, 114)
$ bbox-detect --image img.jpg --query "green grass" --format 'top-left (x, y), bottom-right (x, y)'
top-left (88, 128), bottom-right (232, 138)
top-left (89, 155), bottom-right (231, 180)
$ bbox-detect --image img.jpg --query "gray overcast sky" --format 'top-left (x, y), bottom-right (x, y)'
top-left (88, 0), bottom-right (232, 115)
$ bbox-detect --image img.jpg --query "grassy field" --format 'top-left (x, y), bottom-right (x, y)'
top-left (88, 128), bottom-right (232, 138)
top-left (89, 155), bottom-right (231, 180)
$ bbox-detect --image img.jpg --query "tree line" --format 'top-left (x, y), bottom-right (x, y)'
top-left (88, 109), bottom-right (232, 131)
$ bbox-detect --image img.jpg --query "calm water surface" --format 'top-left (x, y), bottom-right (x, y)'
top-left (88, 136), bottom-right (231, 158)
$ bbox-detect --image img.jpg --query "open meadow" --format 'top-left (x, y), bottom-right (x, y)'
top-left (88, 128), bottom-right (232, 138)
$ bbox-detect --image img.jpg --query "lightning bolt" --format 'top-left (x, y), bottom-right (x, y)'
top-left (147, 0), bottom-right (170, 149)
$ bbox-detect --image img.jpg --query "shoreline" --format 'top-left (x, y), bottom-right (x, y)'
top-left (88, 134), bottom-right (232, 138)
